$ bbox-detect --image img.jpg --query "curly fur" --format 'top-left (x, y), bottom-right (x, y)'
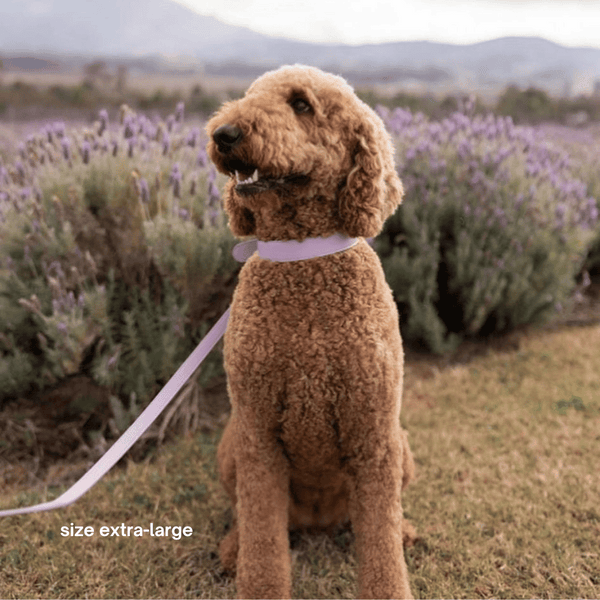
top-left (206, 64), bottom-right (415, 599)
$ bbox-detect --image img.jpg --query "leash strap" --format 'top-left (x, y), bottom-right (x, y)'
top-left (0, 233), bottom-right (358, 517)
top-left (0, 308), bottom-right (230, 517)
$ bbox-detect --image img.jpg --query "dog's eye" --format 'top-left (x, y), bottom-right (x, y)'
top-left (289, 97), bottom-right (312, 115)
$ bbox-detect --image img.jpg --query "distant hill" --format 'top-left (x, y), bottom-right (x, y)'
top-left (1, 0), bottom-right (600, 96)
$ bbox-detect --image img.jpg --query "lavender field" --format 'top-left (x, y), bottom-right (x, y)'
top-left (0, 104), bottom-right (599, 405)
top-left (376, 106), bottom-right (600, 351)
top-left (1, 106), bottom-right (599, 600)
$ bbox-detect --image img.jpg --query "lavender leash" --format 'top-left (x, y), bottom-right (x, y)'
top-left (0, 233), bottom-right (357, 517)
top-left (0, 308), bottom-right (231, 517)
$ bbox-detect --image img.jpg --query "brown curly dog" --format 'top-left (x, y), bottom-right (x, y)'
top-left (206, 64), bottom-right (415, 599)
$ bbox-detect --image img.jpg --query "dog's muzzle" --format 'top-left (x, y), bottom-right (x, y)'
top-left (211, 122), bottom-right (310, 195)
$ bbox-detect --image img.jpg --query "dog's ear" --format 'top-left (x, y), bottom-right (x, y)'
top-left (337, 113), bottom-right (403, 238)
top-left (223, 180), bottom-right (256, 236)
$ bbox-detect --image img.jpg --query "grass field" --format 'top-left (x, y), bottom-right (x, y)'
top-left (1, 322), bottom-right (599, 599)
top-left (1, 69), bottom-right (253, 97)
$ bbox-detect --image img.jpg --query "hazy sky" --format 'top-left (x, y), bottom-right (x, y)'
top-left (174, 0), bottom-right (600, 48)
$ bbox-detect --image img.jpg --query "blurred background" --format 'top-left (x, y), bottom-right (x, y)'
top-left (1, 0), bottom-right (600, 124)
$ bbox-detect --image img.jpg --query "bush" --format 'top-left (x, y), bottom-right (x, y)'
top-left (0, 105), bottom-right (237, 407)
top-left (496, 86), bottom-right (558, 124)
top-left (534, 124), bottom-right (600, 276)
top-left (376, 106), bottom-right (599, 353)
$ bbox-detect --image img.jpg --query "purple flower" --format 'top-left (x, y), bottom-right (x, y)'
top-left (15, 161), bottom-right (26, 180)
top-left (81, 141), bottom-right (91, 164)
top-left (61, 137), bottom-right (71, 160)
top-left (142, 118), bottom-right (157, 140)
top-left (98, 109), bottom-right (109, 135)
top-left (53, 122), bottom-right (66, 138)
top-left (196, 147), bottom-right (207, 167)
top-left (186, 127), bottom-right (200, 148)
top-left (175, 102), bottom-right (185, 123)
top-left (123, 115), bottom-right (135, 139)
top-left (457, 139), bottom-right (472, 159)
top-left (169, 163), bottom-right (181, 199)
top-left (44, 125), bottom-right (54, 143)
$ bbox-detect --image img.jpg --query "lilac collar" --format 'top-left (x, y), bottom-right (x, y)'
top-left (232, 232), bottom-right (359, 263)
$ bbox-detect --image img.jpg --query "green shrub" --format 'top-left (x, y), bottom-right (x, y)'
top-left (377, 107), bottom-right (599, 353)
top-left (534, 124), bottom-right (600, 276)
top-left (0, 105), bottom-right (237, 407)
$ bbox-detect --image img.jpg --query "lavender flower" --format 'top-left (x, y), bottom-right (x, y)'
top-left (196, 147), bottom-right (207, 167)
top-left (186, 127), bottom-right (200, 148)
top-left (175, 102), bottom-right (185, 124)
top-left (53, 122), bottom-right (65, 138)
top-left (15, 161), bottom-right (26, 180)
top-left (169, 163), bottom-right (181, 199)
top-left (81, 141), bottom-right (91, 164)
top-left (61, 137), bottom-right (71, 161)
top-left (123, 115), bottom-right (135, 139)
top-left (98, 109), bottom-right (109, 136)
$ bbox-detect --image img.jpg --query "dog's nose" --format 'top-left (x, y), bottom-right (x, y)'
top-left (212, 124), bottom-right (243, 153)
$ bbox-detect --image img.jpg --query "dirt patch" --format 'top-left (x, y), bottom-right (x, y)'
top-left (0, 373), bottom-right (229, 492)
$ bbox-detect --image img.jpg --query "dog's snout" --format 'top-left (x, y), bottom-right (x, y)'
top-left (213, 124), bottom-right (243, 153)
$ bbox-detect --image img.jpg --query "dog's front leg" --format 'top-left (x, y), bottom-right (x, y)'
top-left (235, 434), bottom-right (291, 599)
top-left (349, 438), bottom-right (413, 600)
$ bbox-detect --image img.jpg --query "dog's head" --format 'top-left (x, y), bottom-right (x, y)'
top-left (206, 65), bottom-right (403, 241)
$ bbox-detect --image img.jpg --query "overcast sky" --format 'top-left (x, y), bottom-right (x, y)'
top-left (174, 0), bottom-right (600, 49)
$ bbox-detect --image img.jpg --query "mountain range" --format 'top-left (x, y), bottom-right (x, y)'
top-left (2, 0), bottom-right (600, 97)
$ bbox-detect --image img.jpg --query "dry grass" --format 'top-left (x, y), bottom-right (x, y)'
top-left (1, 323), bottom-right (599, 599)
top-left (403, 323), bottom-right (600, 599)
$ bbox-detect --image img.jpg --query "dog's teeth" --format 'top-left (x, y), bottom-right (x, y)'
top-left (235, 169), bottom-right (260, 186)
top-left (243, 171), bottom-right (258, 184)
